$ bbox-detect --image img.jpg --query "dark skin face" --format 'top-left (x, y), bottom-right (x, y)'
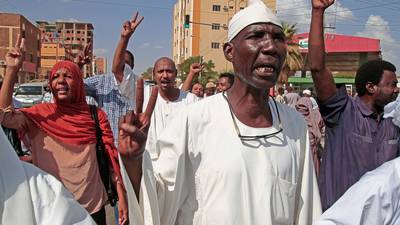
top-left (153, 58), bottom-right (177, 92)
top-left (216, 77), bottom-right (232, 93)
top-left (51, 68), bottom-right (74, 103)
top-left (368, 70), bottom-right (399, 111)
top-left (223, 23), bottom-right (286, 90)
top-left (191, 83), bottom-right (204, 97)
top-left (205, 87), bottom-right (216, 96)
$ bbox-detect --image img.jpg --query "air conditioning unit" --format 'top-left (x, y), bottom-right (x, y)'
top-left (0, 60), bottom-right (6, 66)
top-left (223, 6), bottom-right (228, 12)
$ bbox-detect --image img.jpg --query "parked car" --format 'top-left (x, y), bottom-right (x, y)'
top-left (14, 82), bottom-right (47, 107)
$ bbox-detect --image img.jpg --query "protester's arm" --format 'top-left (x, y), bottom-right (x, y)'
top-left (74, 42), bottom-right (92, 69)
top-left (0, 36), bottom-right (24, 109)
top-left (181, 63), bottom-right (203, 91)
top-left (112, 12), bottom-right (144, 83)
top-left (308, 0), bottom-right (336, 102)
top-left (118, 84), bottom-right (158, 198)
top-left (116, 182), bottom-right (129, 225)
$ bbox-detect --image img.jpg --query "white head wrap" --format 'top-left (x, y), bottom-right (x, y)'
top-left (227, 0), bottom-right (282, 42)
top-left (303, 89), bottom-right (312, 96)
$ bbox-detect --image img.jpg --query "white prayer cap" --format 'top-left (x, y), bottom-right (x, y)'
top-left (303, 89), bottom-right (311, 95)
top-left (227, 0), bottom-right (282, 42)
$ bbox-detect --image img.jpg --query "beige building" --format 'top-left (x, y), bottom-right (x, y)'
top-left (0, 13), bottom-right (41, 83)
top-left (36, 21), bottom-right (94, 78)
top-left (173, 0), bottom-right (276, 72)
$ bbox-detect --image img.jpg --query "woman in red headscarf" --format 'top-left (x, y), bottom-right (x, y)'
top-left (0, 37), bottom-right (128, 225)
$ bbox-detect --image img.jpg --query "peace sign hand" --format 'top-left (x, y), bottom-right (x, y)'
top-left (74, 42), bottom-right (92, 68)
top-left (312, 0), bottom-right (335, 10)
top-left (118, 79), bottom-right (158, 159)
top-left (121, 11), bottom-right (144, 39)
top-left (6, 34), bottom-right (25, 71)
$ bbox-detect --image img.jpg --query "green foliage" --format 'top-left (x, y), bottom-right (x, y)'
top-left (141, 67), bottom-right (154, 80)
top-left (178, 56), bottom-right (219, 86)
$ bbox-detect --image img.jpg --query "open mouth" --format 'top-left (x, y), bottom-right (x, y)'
top-left (253, 65), bottom-right (276, 76)
top-left (56, 86), bottom-right (69, 95)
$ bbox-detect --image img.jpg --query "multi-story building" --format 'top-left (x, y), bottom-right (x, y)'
top-left (36, 20), bottom-right (94, 78)
top-left (94, 56), bottom-right (107, 75)
top-left (0, 13), bottom-right (41, 83)
top-left (173, 0), bottom-right (276, 73)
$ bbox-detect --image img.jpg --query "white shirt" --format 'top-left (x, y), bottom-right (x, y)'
top-left (145, 89), bottom-right (199, 159)
top-left (128, 93), bottom-right (321, 225)
top-left (0, 127), bottom-right (95, 225)
top-left (314, 157), bottom-right (400, 225)
top-left (384, 95), bottom-right (400, 128)
top-left (116, 64), bottom-right (139, 108)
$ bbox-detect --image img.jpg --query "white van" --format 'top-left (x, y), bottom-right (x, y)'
top-left (14, 82), bottom-right (47, 107)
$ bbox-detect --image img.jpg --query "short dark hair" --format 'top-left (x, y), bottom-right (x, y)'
top-left (219, 72), bottom-right (234, 85)
top-left (355, 60), bottom-right (396, 96)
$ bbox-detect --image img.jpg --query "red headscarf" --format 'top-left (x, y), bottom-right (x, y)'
top-left (20, 61), bottom-right (122, 184)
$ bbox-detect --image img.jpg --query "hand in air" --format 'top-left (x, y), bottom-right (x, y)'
top-left (118, 79), bottom-right (158, 159)
top-left (121, 11), bottom-right (144, 39)
top-left (6, 34), bottom-right (25, 71)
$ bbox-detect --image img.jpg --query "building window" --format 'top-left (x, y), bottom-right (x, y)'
top-left (211, 42), bottom-right (220, 49)
top-left (77, 30), bottom-right (81, 34)
top-left (212, 5), bottom-right (221, 11)
top-left (211, 23), bottom-right (220, 30)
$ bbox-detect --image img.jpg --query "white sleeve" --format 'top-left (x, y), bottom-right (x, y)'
top-left (23, 163), bottom-right (96, 225)
top-left (129, 109), bottom-right (193, 225)
top-left (313, 159), bottom-right (400, 225)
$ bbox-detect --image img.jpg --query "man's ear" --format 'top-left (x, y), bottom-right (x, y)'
top-left (365, 82), bottom-right (377, 94)
top-left (223, 42), bottom-right (234, 62)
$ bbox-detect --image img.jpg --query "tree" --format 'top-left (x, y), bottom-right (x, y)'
top-left (278, 22), bottom-right (304, 86)
top-left (141, 67), bottom-right (154, 81)
top-left (178, 56), bottom-right (219, 85)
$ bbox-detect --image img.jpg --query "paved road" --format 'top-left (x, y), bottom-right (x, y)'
top-left (105, 204), bottom-right (117, 225)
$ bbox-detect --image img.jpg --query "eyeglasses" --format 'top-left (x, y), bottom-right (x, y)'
top-left (222, 92), bottom-right (283, 140)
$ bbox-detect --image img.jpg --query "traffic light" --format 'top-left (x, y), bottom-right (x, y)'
top-left (184, 15), bottom-right (190, 29)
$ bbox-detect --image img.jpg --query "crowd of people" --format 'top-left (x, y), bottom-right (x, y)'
top-left (1, 0), bottom-right (400, 224)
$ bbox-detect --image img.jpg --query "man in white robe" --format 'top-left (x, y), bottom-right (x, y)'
top-left (0, 116), bottom-right (95, 225)
top-left (144, 57), bottom-right (198, 159)
top-left (313, 157), bottom-right (400, 225)
top-left (117, 0), bottom-right (322, 224)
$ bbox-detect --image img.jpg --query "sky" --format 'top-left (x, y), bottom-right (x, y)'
top-left (1, 0), bottom-right (400, 75)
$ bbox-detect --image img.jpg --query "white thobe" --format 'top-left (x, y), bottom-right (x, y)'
top-left (128, 93), bottom-right (321, 225)
top-left (314, 157), bottom-right (400, 225)
top-left (0, 128), bottom-right (95, 225)
top-left (145, 89), bottom-right (199, 159)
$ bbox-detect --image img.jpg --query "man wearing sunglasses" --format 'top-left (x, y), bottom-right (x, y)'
top-left (117, 0), bottom-right (321, 224)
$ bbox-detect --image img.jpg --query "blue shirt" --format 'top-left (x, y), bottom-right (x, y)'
top-left (318, 86), bottom-right (400, 211)
top-left (84, 74), bottom-right (134, 147)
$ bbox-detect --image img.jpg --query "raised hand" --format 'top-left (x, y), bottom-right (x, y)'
top-left (121, 11), bottom-right (144, 39)
top-left (312, 0), bottom-right (335, 10)
top-left (74, 41), bottom-right (92, 68)
top-left (189, 62), bottom-right (204, 76)
top-left (6, 34), bottom-right (25, 70)
top-left (118, 80), bottom-right (158, 158)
